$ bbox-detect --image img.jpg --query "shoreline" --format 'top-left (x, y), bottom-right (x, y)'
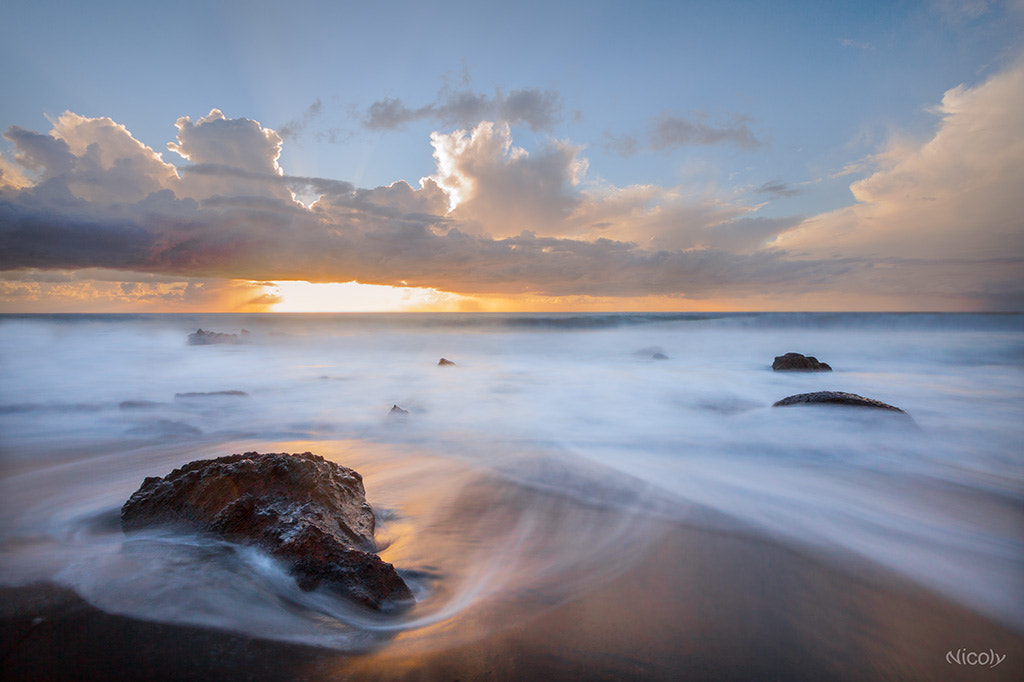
top-left (3, 513), bottom-right (1021, 681)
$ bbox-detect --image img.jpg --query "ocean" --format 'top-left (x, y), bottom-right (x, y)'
top-left (1, 312), bottom-right (1022, 660)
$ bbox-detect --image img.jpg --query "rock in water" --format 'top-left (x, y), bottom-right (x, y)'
top-left (772, 352), bottom-right (832, 371)
top-left (438, 358), bottom-right (456, 366)
top-left (187, 328), bottom-right (242, 345)
top-left (120, 451), bottom-right (412, 611)
top-left (772, 391), bottom-right (905, 413)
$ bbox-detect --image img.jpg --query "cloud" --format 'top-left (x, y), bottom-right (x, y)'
top-left (840, 38), bottom-right (874, 50)
top-left (2, 87), bottom-right (1020, 311)
top-left (3, 113), bottom-right (178, 203)
top-left (756, 180), bottom-right (803, 198)
top-left (650, 112), bottom-right (764, 150)
top-left (776, 58), bottom-right (1024, 262)
top-left (168, 109), bottom-right (282, 175)
top-left (428, 121), bottom-right (585, 234)
top-left (930, 0), bottom-right (993, 23)
top-left (277, 98), bottom-right (323, 140)
top-left (0, 268), bottom-right (273, 312)
top-left (602, 132), bottom-right (641, 156)
top-left (363, 87), bottom-right (562, 132)
top-left (605, 111), bottom-right (764, 156)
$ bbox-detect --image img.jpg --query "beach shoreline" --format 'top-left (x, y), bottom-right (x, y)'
top-left (3, 512), bottom-right (1021, 681)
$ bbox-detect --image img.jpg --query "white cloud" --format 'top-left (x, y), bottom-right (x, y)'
top-left (3, 113), bottom-right (178, 203)
top-left (168, 109), bottom-right (282, 174)
top-left (777, 59), bottom-right (1024, 261)
top-left (429, 121), bottom-right (585, 236)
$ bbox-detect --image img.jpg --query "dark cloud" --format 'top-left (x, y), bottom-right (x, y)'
top-left (757, 180), bottom-right (803, 198)
top-left (650, 112), bottom-right (764, 150)
top-left (604, 112), bottom-right (764, 156)
top-left (0, 177), bottom-right (859, 299)
top-left (363, 87), bottom-right (563, 132)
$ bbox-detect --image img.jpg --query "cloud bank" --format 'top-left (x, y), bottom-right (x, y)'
top-left (3, 57), bottom-right (1023, 311)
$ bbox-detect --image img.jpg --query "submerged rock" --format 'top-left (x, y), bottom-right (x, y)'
top-left (389, 404), bottom-right (409, 416)
top-left (120, 451), bottom-right (412, 611)
top-left (772, 391), bottom-right (905, 413)
top-left (187, 329), bottom-right (246, 345)
top-left (772, 352), bottom-right (832, 371)
top-left (634, 346), bottom-right (669, 360)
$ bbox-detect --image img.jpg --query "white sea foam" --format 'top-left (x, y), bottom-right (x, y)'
top-left (0, 312), bottom-right (1021, 644)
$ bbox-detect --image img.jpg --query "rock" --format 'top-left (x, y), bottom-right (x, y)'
top-left (120, 451), bottom-right (412, 611)
top-left (772, 391), bottom-right (905, 413)
top-left (174, 391), bottom-right (249, 399)
top-left (772, 352), bottom-right (832, 371)
top-left (438, 358), bottom-right (456, 366)
top-left (188, 329), bottom-right (244, 345)
top-left (634, 346), bottom-right (669, 360)
top-left (119, 400), bottom-right (162, 410)
top-left (389, 404), bottom-right (409, 416)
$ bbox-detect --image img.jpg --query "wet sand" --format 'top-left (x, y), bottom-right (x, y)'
top-left (3, 508), bottom-right (1021, 681)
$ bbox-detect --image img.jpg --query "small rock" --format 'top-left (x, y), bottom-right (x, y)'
top-left (438, 358), bottom-right (456, 366)
top-left (772, 352), bottom-right (832, 371)
top-left (773, 391), bottom-right (905, 413)
top-left (389, 404), bottom-right (409, 416)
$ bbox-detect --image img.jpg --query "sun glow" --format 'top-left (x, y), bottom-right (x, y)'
top-left (268, 280), bottom-right (468, 312)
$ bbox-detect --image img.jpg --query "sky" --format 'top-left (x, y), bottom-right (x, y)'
top-left (1, 0), bottom-right (1022, 312)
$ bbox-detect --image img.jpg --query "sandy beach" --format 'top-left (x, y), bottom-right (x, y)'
top-left (3, 481), bottom-right (1022, 681)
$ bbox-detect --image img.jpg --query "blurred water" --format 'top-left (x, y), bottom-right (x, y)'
top-left (1, 312), bottom-right (1022, 645)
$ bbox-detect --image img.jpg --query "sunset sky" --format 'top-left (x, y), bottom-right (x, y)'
top-left (1, 0), bottom-right (1022, 312)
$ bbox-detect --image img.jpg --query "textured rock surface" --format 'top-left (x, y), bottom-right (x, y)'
top-left (187, 329), bottom-right (247, 345)
top-left (772, 352), bottom-right (832, 371)
top-left (121, 451), bottom-right (412, 610)
top-left (772, 391), bottom-right (905, 413)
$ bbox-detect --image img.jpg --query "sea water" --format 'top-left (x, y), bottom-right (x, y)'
top-left (0, 313), bottom-right (1021, 648)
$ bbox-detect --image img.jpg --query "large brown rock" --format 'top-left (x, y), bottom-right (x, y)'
top-left (120, 451), bottom-right (412, 611)
top-left (772, 352), bottom-right (832, 371)
top-left (772, 391), bottom-right (905, 413)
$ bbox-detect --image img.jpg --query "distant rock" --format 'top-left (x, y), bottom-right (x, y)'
top-left (174, 391), bottom-right (249, 399)
top-left (773, 391), bottom-right (905, 413)
top-left (634, 346), bottom-right (669, 360)
top-left (120, 451), bottom-right (412, 611)
top-left (119, 400), bottom-right (163, 410)
top-left (389, 404), bottom-right (409, 416)
top-left (772, 352), bottom-right (832, 371)
top-left (188, 329), bottom-right (247, 345)
top-left (438, 358), bottom-right (456, 366)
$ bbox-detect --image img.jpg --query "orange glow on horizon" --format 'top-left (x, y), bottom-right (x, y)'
top-left (0, 271), bottom-right (994, 314)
